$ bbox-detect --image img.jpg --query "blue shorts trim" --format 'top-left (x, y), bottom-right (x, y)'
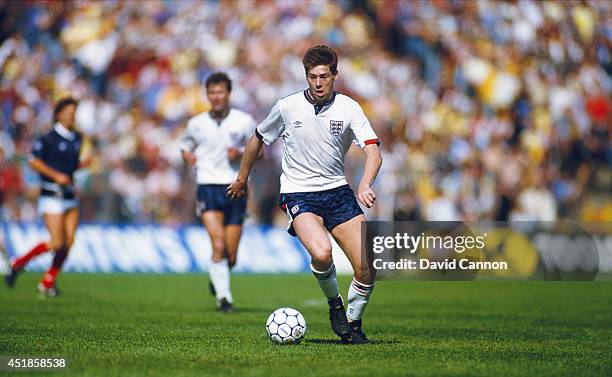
top-left (197, 184), bottom-right (247, 225)
top-left (279, 185), bottom-right (363, 237)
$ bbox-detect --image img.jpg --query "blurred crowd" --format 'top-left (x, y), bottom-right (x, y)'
top-left (0, 0), bottom-right (610, 225)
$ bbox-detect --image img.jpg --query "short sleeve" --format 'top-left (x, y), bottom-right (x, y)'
top-left (256, 101), bottom-right (285, 145)
top-left (179, 120), bottom-right (197, 152)
top-left (349, 101), bottom-right (379, 148)
top-left (30, 136), bottom-right (47, 160)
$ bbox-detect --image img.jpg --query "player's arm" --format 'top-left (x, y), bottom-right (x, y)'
top-left (28, 157), bottom-right (71, 186)
top-left (349, 100), bottom-right (382, 208)
top-left (226, 133), bottom-right (264, 199)
top-left (357, 144), bottom-right (382, 208)
top-left (29, 136), bottom-right (70, 185)
top-left (181, 149), bottom-right (197, 166)
top-left (227, 101), bottom-right (284, 199)
top-left (179, 123), bottom-right (197, 166)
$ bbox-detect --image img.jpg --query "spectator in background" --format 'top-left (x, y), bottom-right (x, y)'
top-left (512, 169), bottom-right (558, 221)
top-left (0, 0), bottom-right (609, 225)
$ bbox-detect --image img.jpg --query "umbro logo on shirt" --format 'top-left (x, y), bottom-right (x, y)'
top-left (293, 121), bottom-right (303, 128)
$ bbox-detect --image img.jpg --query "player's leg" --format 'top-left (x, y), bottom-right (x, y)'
top-left (223, 192), bottom-right (247, 269)
top-left (197, 184), bottom-right (234, 311)
top-left (42, 207), bottom-right (79, 295)
top-left (293, 212), bottom-right (334, 278)
top-left (292, 212), bottom-right (350, 342)
top-left (219, 224), bottom-right (241, 313)
top-left (223, 225), bottom-right (241, 269)
top-left (5, 200), bottom-right (60, 288)
top-left (37, 212), bottom-right (68, 297)
top-left (214, 188), bottom-right (248, 311)
top-left (330, 214), bottom-right (375, 343)
top-left (10, 242), bottom-right (51, 272)
top-left (201, 211), bottom-right (233, 310)
top-left (5, 242), bottom-right (51, 288)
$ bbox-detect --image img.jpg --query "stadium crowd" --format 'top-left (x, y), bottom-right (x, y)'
top-left (0, 0), bottom-right (610, 225)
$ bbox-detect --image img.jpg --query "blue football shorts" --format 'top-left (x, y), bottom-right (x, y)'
top-left (197, 184), bottom-right (247, 225)
top-left (279, 184), bottom-right (363, 237)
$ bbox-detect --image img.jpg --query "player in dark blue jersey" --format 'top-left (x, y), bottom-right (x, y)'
top-left (5, 97), bottom-right (91, 297)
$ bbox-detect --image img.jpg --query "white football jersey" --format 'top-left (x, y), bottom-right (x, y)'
top-left (180, 108), bottom-right (256, 184)
top-left (257, 90), bottom-right (379, 193)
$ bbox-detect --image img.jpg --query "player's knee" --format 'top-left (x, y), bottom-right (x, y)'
top-left (354, 266), bottom-right (375, 285)
top-left (211, 236), bottom-right (225, 252)
top-left (310, 243), bottom-right (333, 267)
top-left (48, 239), bottom-right (66, 251)
top-left (65, 236), bottom-right (75, 249)
top-left (210, 236), bottom-right (226, 261)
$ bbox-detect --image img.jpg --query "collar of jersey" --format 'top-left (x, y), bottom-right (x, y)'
top-left (304, 90), bottom-right (336, 115)
top-left (54, 122), bottom-right (76, 140)
top-left (208, 108), bottom-right (231, 125)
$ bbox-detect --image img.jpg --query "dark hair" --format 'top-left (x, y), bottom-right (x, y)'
top-left (53, 97), bottom-right (78, 121)
top-left (205, 72), bottom-right (232, 92)
top-left (302, 45), bottom-right (338, 75)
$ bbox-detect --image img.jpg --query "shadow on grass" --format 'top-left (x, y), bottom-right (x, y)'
top-left (233, 307), bottom-right (270, 314)
top-left (306, 338), bottom-right (401, 345)
top-left (203, 306), bottom-right (269, 314)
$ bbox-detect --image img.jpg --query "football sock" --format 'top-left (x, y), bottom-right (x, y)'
top-left (209, 259), bottom-right (233, 303)
top-left (311, 263), bottom-right (339, 299)
top-left (41, 247), bottom-right (68, 289)
top-left (347, 277), bottom-right (374, 322)
top-left (52, 247), bottom-right (68, 269)
top-left (41, 267), bottom-right (59, 289)
top-left (12, 242), bottom-right (50, 270)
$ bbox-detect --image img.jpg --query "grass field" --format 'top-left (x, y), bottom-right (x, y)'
top-left (1, 273), bottom-right (611, 377)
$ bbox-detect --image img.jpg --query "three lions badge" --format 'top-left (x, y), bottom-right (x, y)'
top-left (330, 120), bottom-right (343, 136)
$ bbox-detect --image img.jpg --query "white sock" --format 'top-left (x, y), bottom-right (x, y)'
top-left (209, 259), bottom-right (233, 303)
top-left (347, 277), bottom-right (374, 321)
top-left (311, 263), bottom-right (339, 299)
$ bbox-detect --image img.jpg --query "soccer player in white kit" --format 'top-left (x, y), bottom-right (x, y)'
top-left (180, 72), bottom-right (258, 312)
top-left (228, 46), bottom-right (382, 343)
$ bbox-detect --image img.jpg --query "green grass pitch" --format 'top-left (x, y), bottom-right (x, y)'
top-left (1, 273), bottom-right (611, 376)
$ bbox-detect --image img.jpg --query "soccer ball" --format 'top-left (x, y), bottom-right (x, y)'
top-left (266, 307), bottom-right (307, 344)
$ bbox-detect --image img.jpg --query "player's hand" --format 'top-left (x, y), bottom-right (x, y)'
top-left (227, 147), bottom-right (242, 162)
top-left (182, 151), bottom-right (197, 166)
top-left (227, 178), bottom-right (246, 199)
top-left (357, 183), bottom-right (376, 208)
top-left (54, 172), bottom-right (71, 186)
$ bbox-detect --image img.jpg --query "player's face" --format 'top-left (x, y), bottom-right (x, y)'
top-left (207, 83), bottom-right (230, 113)
top-left (57, 104), bottom-right (77, 129)
top-left (306, 65), bottom-right (336, 103)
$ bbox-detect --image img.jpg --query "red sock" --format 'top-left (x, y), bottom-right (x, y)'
top-left (41, 267), bottom-right (60, 289)
top-left (12, 242), bottom-right (50, 270)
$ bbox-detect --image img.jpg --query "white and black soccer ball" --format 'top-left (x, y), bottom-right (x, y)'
top-left (266, 307), bottom-right (307, 344)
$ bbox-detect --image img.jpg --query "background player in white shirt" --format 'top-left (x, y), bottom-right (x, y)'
top-left (228, 46), bottom-right (382, 343)
top-left (180, 73), bottom-right (259, 313)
